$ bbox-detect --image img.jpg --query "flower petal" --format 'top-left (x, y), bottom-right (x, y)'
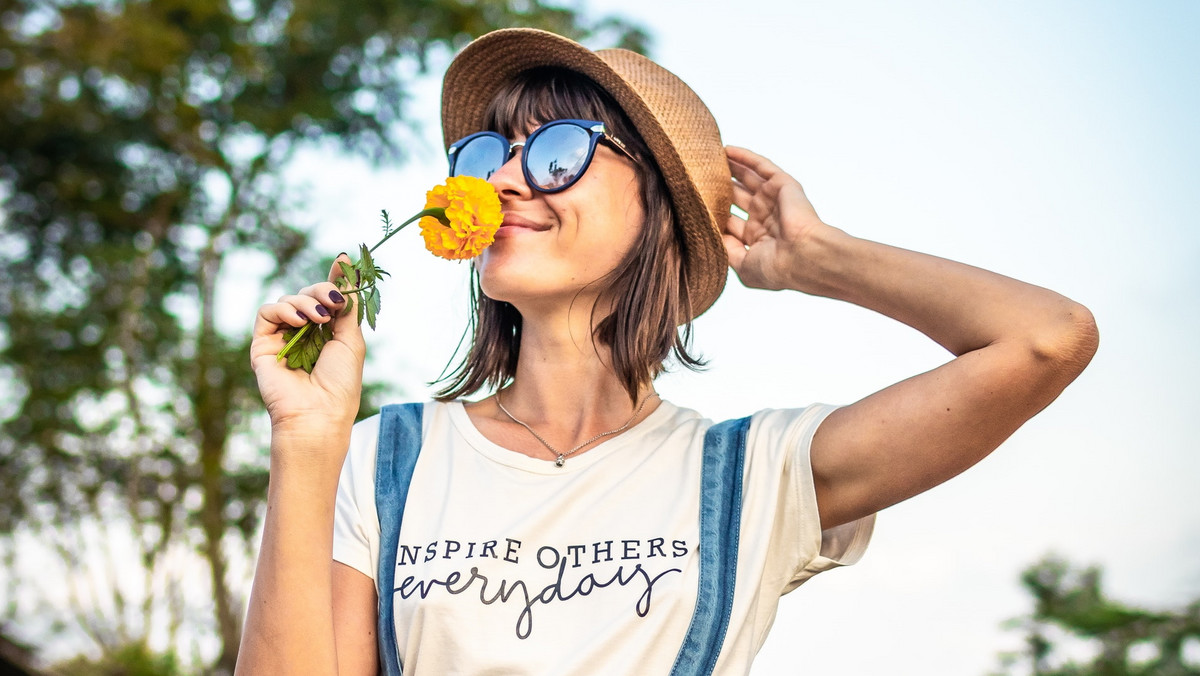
top-left (420, 176), bottom-right (502, 260)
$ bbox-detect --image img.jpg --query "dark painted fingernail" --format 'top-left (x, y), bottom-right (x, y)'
top-left (328, 290), bottom-right (345, 304)
top-left (298, 311), bottom-right (310, 322)
top-left (336, 251), bottom-right (348, 259)
top-left (314, 305), bottom-right (330, 317)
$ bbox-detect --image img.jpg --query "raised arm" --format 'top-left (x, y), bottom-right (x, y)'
top-left (724, 145), bottom-right (1099, 529)
top-left (236, 256), bottom-right (378, 676)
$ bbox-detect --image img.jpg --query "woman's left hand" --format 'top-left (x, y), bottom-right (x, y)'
top-left (722, 148), bottom-right (1098, 531)
top-left (724, 145), bottom-right (830, 292)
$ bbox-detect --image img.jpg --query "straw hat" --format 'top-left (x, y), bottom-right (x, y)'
top-left (441, 28), bottom-right (731, 319)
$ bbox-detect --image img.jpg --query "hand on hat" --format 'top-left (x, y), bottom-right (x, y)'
top-left (724, 146), bottom-right (830, 293)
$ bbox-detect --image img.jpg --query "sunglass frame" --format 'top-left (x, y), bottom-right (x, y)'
top-left (447, 118), bottom-right (637, 194)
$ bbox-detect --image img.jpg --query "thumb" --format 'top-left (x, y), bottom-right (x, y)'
top-left (328, 253), bottom-right (366, 355)
top-left (328, 252), bottom-right (354, 285)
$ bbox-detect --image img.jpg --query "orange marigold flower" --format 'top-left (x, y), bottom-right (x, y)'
top-left (419, 176), bottom-right (503, 260)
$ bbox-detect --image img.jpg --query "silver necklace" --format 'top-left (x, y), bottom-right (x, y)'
top-left (495, 390), bottom-right (658, 467)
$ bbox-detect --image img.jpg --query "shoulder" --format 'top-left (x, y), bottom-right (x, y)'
top-left (652, 401), bottom-right (839, 472)
top-left (746, 405), bottom-right (841, 456)
top-left (344, 401), bottom-right (449, 472)
top-left (650, 400), bottom-right (838, 442)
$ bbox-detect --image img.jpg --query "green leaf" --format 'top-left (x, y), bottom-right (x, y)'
top-left (358, 243), bottom-right (375, 277)
top-left (338, 261), bottom-right (356, 285)
top-left (364, 288), bottom-right (378, 330)
top-left (281, 326), bottom-right (299, 356)
top-left (280, 320), bottom-right (333, 373)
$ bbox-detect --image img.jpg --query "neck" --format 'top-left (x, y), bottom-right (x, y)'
top-left (482, 305), bottom-right (658, 455)
top-left (509, 320), bottom-right (649, 419)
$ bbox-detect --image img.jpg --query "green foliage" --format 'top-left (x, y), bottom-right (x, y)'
top-left (280, 208), bottom-right (453, 372)
top-left (53, 642), bottom-right (185, 676)
top-left (0, 0), bottom-right (647, 670)
top-left (993, 555), bottom-right (1200, 676)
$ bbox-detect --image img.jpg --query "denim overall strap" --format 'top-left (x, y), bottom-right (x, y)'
top-left (669, 416), bottom-right (752, 676)
top-left (374, 403), bottom-right (424, 676)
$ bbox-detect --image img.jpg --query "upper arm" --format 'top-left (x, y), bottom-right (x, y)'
top-left (811, 306), bottom-right (1098, 528)
top-left (333, 561), bottom-right (379, 676)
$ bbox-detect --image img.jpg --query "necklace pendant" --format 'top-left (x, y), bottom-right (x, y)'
top-left (555, 454), bottom-right (565, 468)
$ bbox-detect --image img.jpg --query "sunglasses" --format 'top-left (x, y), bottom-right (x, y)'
top-left (447, 118), bottom-right (639, 193)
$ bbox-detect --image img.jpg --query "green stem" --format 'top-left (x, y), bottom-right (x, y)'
top-left (276, 206), bottom-right (447, 366)
top-left (337, 283), bottom-right (376, 297)
top-left (369, 207), bottom-right (445, 253)
top-left (276, 322), bottom-right (311, 362)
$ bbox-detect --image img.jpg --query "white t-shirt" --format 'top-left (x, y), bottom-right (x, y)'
top-left (334, 399), bottom-right (873, 675)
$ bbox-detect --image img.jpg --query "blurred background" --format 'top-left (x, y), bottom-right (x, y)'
top-left (1, 0), bottom-right (1196, 674)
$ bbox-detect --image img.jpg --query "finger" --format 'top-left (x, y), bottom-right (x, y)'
top-left (250, 328), bottom-right (291, 362)
top-left (724, 209), bottom-right (747, 242)
top-left (251, 300), bottom-right (316, 368)
top-left (330, 293), bottom-right (366, 355)
top-left (292, 285), bottom-right (364, 355)
top-left (325, 256), bottom-right (366, 354)
top-left (726, 145), bottom-right (785, 179)
top-left (249, 339), bottom-right (313, 380)
top-left (275, 293), bottom-right (339, 327)
top-left (328, 252), bottom-right (354, 285)
top-left (731, 182), bottom-right (754, 213)
top-left (722, 233), bottom-right (748, 271)
top-left (254, 299), bottom-right (314, 339)
top-left (293, 280), bottom-right (348, 313)
top-left (728, 158), bottom-right (766, 193)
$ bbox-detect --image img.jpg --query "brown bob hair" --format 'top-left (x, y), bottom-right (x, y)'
top-left (433, 67), bottom-right (704, 404)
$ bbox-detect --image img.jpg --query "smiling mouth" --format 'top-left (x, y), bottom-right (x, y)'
top-left (499, 216), bottom-right (551, 232)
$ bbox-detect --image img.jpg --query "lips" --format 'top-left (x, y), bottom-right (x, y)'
top-left (497, 214), bottom-right (551, 234)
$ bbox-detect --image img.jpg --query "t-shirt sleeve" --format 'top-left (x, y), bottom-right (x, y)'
top-left (744, 405), bottom-right (875, 596)
top-left (332, 415), bottom-right (383, 582)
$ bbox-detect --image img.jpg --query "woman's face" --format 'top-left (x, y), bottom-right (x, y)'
top-left (474, 121), bottom-right (644, 314)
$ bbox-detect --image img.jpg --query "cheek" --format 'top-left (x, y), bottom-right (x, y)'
top-left (620, 190), bottom-right (645, 243)
top-left (556, 171), bottom-right (644, 247)
top-left (606, 180), bottom-right (646, 257)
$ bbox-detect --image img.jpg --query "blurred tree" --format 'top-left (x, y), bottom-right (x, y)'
top-left (52, 640), bottom-right (183, 676)
top-left (992, 555), bottom-right (1200, 676)
top-left (1, 629), bottom-right (43, 675)
top-left (0, 0), bottom-right (647, 672)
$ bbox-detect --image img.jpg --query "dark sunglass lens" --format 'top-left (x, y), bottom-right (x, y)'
top-left (526, 124), bottom-right (590, 190)
top-left (452, 135), bottom-right (507, 180)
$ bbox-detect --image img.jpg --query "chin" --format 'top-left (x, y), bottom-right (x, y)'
top-left (476, 252), bottom-right (536, 303)
top-left (476, 247), bottom-right (610, 308)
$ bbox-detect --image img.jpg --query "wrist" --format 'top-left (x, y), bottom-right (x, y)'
top-left (268, 400), bottom-right (356, 436)
top-left (271, 421), bottom-right (353, 448)
top-left (270, 416), bottom-right (353, 463)
top-left (783, 222), bottom-right (855, 297)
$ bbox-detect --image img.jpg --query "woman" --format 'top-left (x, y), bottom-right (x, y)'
top-left (237, 28), bottom-right (1097, 675)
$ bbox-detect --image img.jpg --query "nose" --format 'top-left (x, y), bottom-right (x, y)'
top-left (488, 143), bottom-right (531, 200)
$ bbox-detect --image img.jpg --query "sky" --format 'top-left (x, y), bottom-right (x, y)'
top-left (253, 1), bottom-right (1200, 673)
